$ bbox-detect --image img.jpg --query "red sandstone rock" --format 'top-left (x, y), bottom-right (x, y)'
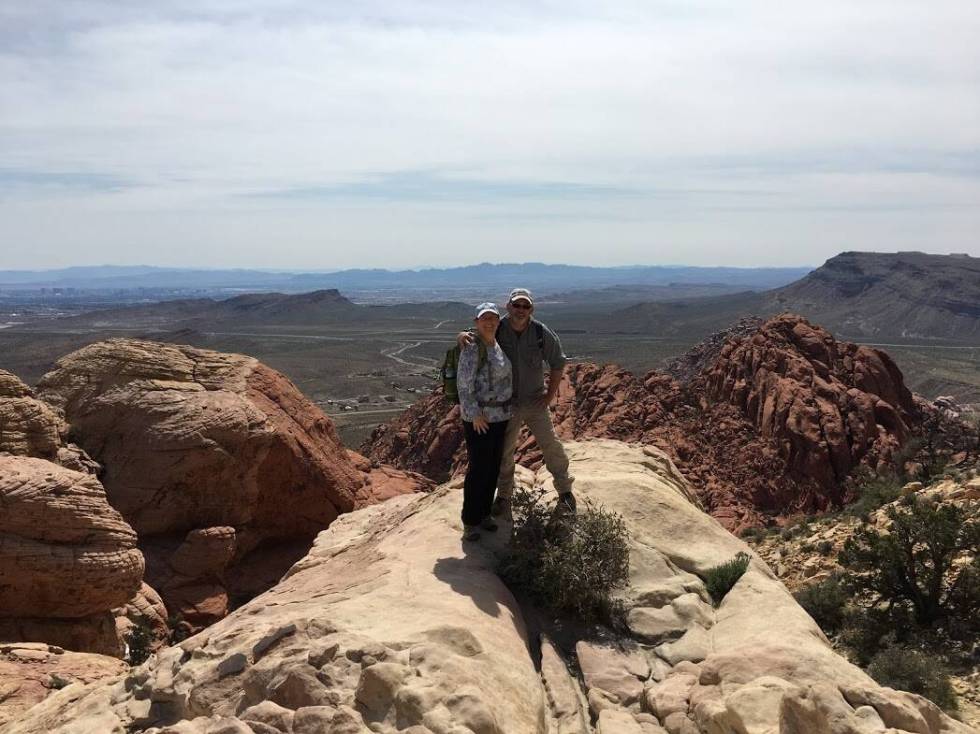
top-left (700, 314), bottom-right (915, 488)
top-left (34, 338), bottom-right (427, 633)
top-left (362, 314), bottom-right (930, 532)
top-left (0, 455), bottom-right (144, 655)
top-left (0, 369), bottom-right (65, 461)
top-left (113, 582), bottom-right (170, 654)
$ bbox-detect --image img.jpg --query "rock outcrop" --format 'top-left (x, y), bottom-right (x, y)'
top-left (7, 440), bottom-right (972, 734)
top-left (34, 338), bottom-right (429, 632)
top-left (0, 369), bottom-right (96, 473)
top-left (0, 643), bottom-right (127, 729)
top-left (701, 314), bottom-right (916, 491)
top-left (0, 370), bottom-right (63, 460)
top-left (365, 315), bottom-right (930, 530)
top-left (0, 456), bottom-right (144, 656)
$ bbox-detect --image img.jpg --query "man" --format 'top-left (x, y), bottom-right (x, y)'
top-left (460, 287), bottom-right (575, 517)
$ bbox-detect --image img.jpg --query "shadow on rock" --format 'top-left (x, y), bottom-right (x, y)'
top-left (433, 557), bottom-right (503, 618)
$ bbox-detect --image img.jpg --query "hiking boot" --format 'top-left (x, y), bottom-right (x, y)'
top-left (462, 525), bottom-right (481, 542)
top-left (555, 492), bottom-right (577, 514)
top-left (491, 496), bottom-right (512, 518)
top-left (480, 517), bottom-right (498, 532)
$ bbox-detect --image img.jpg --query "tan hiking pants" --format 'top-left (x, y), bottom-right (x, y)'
top-left (496, 403), bottom-right (574, 499)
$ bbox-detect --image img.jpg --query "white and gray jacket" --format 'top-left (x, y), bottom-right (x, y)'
top-left (457, 342), bottom-right (513, 423)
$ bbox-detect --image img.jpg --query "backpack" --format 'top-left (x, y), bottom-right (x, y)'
top-left (441, 340), bottom-right (487, 404)
top-left (440, 321), bottom-right (544, 404)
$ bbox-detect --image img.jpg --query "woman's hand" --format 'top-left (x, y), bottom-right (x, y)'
top-left (473, 415), bottom-right (490, 434)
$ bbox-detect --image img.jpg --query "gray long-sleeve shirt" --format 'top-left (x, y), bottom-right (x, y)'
top-left (495, 316), bottom-right (567, 407)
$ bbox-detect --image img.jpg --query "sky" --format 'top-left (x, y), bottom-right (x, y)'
top-left (1, 1), bottom-right (978, 270)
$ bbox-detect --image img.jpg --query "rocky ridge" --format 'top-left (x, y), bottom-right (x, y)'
top-left (32, 338), bottom-right (431, 635)
top-left (365, 314), bottom-right (932, 530)
top-left (5, 440), bottom-right (973, 733)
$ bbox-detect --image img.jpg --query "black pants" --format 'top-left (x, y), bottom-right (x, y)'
top-left (462, 419), bottom-right (509, 526)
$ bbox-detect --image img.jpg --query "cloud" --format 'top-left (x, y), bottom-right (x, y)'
top-left (0, 1), bottom-right (978, 268)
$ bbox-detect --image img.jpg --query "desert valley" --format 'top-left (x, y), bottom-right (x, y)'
top-left (0, 252), bottom-right (978, 733)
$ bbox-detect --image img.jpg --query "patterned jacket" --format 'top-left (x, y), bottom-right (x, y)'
top-left (457, 341), bottom-right (513, 423)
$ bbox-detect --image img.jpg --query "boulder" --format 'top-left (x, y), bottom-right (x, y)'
top-left (0, 455), bottom-right (144, 655)
top-left (0, 370), bottom-right (63, 460)
top-left (0, 643), bottom-right (127, 729)
top-left (35, 338), bottom-right (428, 632)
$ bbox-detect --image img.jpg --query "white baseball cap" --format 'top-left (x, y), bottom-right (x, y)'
top-left (475, 302), bottom-right (500, 318)
top-left (508, 287), bottom-right (533, 304)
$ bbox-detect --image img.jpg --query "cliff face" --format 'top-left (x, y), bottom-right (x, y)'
top-left (7, 441), bottom-right (971, 734)
top-left (767, 251), bottom-right (980, 341)
top-left (365, 315), bottom-right (926, 530)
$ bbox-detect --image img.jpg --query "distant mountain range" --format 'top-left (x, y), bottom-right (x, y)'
top-left (7, 252), bottom-right (977, 344)
top-left (613, 252), bottom-right (980, 343)
top-left (15, 289), bottom-right (474, 329)
top-left (0, 262), bottom-right (810, 293)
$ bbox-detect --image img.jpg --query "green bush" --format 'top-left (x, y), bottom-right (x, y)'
top-left (816, 540), bottom-right (834, 556)
top-left (125, 616), bottom-right (154, 665)
top-left (867, 645), bottom-right (958, 711)
top-left (703, 552), bottom-right (751, 606)
top-left (794, 574), bottom-right (848, 633)
top-left (845, 474), bottom-right (903, 518)
top-left (839, 499), bottom-right (980, 626)
top-left (498, 488), bottom-right (631, 624)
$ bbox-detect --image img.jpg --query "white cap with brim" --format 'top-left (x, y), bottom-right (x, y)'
top-left (509, 287), bottom-right (533, 304)
top-left (475, 302), bottom-right (500, 318)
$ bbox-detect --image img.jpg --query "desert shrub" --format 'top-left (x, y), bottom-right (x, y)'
top-left (498, 488), bottom-right (631, 624)
top-left (739, 526), bottom-right (763, 541)
top-left (125, 616), bottom-right (154, 665)
top-left (867, 645), bottom-right (957, 711)
top-left (839, 499), bottom-right (980, 626)
top-left (794, 574), bottom-right (849, 633)
top-left (845, 474), bottom-right (903, 518)
top-left (800, 542), bottom-right (815, 553)
top-left (703, 552), bottom-right (751, 606)
top-left (816, 540), bottom-right (834, 556)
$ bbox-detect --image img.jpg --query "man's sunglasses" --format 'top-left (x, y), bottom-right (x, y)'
top-left (509, 301), bottom-right (532, 310)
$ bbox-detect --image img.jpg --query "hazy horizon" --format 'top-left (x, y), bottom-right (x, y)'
top-left (2, 2), bottom-right (978, 269)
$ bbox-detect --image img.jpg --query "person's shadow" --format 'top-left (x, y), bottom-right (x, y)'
top-left (432, 553), bottom-right (505, 618)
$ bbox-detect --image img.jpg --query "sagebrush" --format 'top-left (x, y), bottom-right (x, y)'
top-left (867, 645), bottom-right (958, 711)
top-left (703, 552), bottom-right (751, 606)
top-left (498, 488), bottom-right (630, 623)
top-left (794, 574), bottom-right (848, 633)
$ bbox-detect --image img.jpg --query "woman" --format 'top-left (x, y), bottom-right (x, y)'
top-left (457, 302), bottom-right (513, 541)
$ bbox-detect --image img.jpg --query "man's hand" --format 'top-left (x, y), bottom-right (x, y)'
top-left (457, 331), bottom-right (475, 348)
top-left (473, 414), bottom-right (490, 434)
top-left (534, 368), bottom-right (563, 409)
top-left (534, 391), bottom-right (558, 410)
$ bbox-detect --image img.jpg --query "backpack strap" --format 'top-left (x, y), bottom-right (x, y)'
top-left (534, 321), bottom-right (545, 351)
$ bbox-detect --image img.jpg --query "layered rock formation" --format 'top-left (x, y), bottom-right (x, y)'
top-left (33, 338), bottom-right (429, 631)
top-left (701, 314), bottom-right (916, 490)
top-left (0, 369), bottom-right (96, 473)
top-left (0, 370), bottom-right (62, 460)
top-left (0, 456), bottom-right (144, 656)
top-left (0, 643), bottom-right (127, 729)
top-left (6, 440), bottom-right (971, 733)
top-left (365, 315), bottom-right (929, 530)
